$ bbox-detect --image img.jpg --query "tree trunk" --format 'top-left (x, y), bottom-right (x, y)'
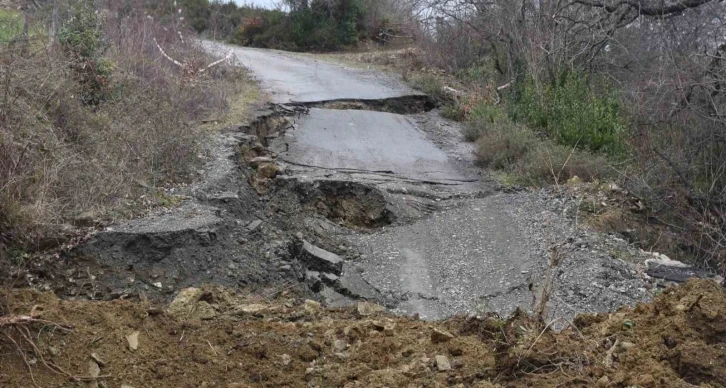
top-left (49, 0), bottom-right (59, 46)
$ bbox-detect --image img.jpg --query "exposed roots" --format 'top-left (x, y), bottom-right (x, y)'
top-left (1, 311), bottom-right (102, 387)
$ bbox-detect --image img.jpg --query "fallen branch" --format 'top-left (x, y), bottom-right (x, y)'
top-left (153, 38), bottom-right (233, 77)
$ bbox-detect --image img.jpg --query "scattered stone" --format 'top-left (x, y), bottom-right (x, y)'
top-left (333, 340), bottom-right (348, 352)
top-left (236, 304), bottom-right (267, 315)
top-left (435, 355), bottom-right (452, 371)
top-left (167, 288), bottom-right (217, 320)
top-left (48, 346), bottom-right (60, 356)
top-left (297, 240), bottom-right (344, 275)
top-left (431, 328), bottom-right (455, 344)
top-left (125, 331), bottom-right (140, 352)
top-left (451, 359), bottom-right (464, 369)
top-left (247, 220), bottom-right (263, 232)
top-left (249, 156), bottom-right (274, 168)
top-left (153, 282), bottom-right (162, 289)
top-left (597, 376), bottom-right (610, 387)
top-left (322, 273), bottom-right (340, 284)
top-left (90, 352), bottom-right (107, 367)
top-left (357, 302), bottom-right (385, 316)
top-left (280, 354), bottom-right (292, 366)
top-left (304, 299), bottom-right (321, 314)
top-left (88, 360), bottom-right (101, 378)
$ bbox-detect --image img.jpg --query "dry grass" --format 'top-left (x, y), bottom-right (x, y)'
top-left (0, 3), bottom-right (258, 250)
top-left (473, 120), bottom-right (613, 187)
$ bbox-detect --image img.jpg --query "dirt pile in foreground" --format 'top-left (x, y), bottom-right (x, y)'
top-left (1, 280), bottom-right (724, 387)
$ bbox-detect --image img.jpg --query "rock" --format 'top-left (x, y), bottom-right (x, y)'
top-left (236, 304), bottom-right (267, 315)
top-left (90, 352), bottom-right (107, 367)
top-left (247, 219), bottom-right (263, 232)
top-left (257, 163), bottom-right (281, 179)
top-left (322, 273), bottom-right (340, 285)
top-left (357, 302), bottom-right (385, 316)
top-left (435, 355), bottom-right (452, 371)
top-left (298, 240), bottom-right (344, 275)
top-left (597, 376), bottom-right (610, 387)
top-left (88, 360), bottom-right (101, 378)
top-left (333, 340), bottom-right (348, 352)
top-left (280, 353), bottom-right (292, 366)
top-left (431, 328), bottom-right (455, 344)
top-left (125, 331), bottom-right (139, 352)
top-left (121, 386), bottom-right (135, 388)
top-left (48, 346), bottom-right (60, 356)
top-left (167, 288), bottom-right (217, 320)
top-left (451, 359), bottom-right (464, 369)
top-left (249, 156), bottom-right (274, 168)
top-left (227, 384), bottom-right (253, 388)
top-left (304, 299), bottom-right (321, 314)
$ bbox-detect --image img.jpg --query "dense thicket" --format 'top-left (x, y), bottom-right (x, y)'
top-left (180, 0), bottom-right (407, 51)
top-left (408, 0), bottom-right (726, 272)
top-left (0, 0), bottom-right (245, 250)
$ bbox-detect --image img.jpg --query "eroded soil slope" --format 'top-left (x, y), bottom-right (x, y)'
top-left (1, 280), bottom-right (724, 387)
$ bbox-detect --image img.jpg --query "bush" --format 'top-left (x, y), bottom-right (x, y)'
top-left (474, 120), bottom-right (612, 185)
top-left (0, 2), bottom-right (252, 249)
top-left (462, 102), bottom-right (508, 142)
top-left (509, 72), bottom-right (627, 156)
top-left (440, 103), bottom-right (466, 122)
top-left (408, 74), bottom-right (446, 100)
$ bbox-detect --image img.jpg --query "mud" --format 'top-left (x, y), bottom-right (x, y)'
top-left (1, 280), bottom-right (724, 387)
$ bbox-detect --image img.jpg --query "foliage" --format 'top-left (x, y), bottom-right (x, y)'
top-left (0, 0), bottom-right (251, 250)
top-left (0, 9), bottom-right (24, 42)
top-left (473, 120), bottom-right (612, 186)
top-left (182, 0), bottom-right (393, 51)
top-left (58, 2), bottom-right (113, 105)
top-left (509, 72), bottom-right (627, 156)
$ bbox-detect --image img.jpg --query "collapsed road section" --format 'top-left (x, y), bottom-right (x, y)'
top-left (47, 43), bottom-right (673, 323)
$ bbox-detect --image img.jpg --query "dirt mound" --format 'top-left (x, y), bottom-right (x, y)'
top-left (1, 280), bottom-right (724, 387)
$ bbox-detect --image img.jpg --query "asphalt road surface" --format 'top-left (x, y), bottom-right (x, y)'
top-left (218, 43), bottom-right (538, 319)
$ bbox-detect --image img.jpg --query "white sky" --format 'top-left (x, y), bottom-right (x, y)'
top-left (232, 0), bottom-right (280, 9)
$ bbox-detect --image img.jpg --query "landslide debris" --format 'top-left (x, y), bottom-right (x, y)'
top-left (1, 280), bottom-right (724, 387)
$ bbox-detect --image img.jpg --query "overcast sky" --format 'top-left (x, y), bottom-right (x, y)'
top-left (233, 0), bottom-right (280, 9)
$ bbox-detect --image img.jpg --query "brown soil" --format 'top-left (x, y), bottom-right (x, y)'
top-left (1, 280), bottom-right (724, 388)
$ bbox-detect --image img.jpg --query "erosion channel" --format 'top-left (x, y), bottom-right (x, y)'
top-left (67, 44), bottom-right (663, 323)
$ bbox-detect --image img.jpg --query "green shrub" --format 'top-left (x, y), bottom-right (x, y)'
top-left (508, 72), bottom-right (627, 156)
top-left (408, 74), bottom-right (445, 100)
top-left (474, 120), bottom-right (612, 185)
top-left (58, 2), bottom-right (112, 105)
top-left (462, 102), bottom-right (507, 142)
top-left (441, 103), bottom-right (466, 122)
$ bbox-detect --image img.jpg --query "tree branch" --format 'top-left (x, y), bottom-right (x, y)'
top-left (574, 0), bottom-right (719, 17)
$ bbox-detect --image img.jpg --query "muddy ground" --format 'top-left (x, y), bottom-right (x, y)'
top-left (1, 280), bottom-right (724, 387)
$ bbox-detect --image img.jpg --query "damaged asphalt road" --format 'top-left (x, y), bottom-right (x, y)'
top-left (51, 42), bottom-right (661, 322)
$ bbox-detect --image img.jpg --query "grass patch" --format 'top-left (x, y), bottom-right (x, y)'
top-left (407, 74), bottom-right (446, 100)
top-left (472, 120), bottom-right (613, 186)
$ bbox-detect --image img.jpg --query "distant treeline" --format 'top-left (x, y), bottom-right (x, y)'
top-left (179, 0), bottom-right (401, 51)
